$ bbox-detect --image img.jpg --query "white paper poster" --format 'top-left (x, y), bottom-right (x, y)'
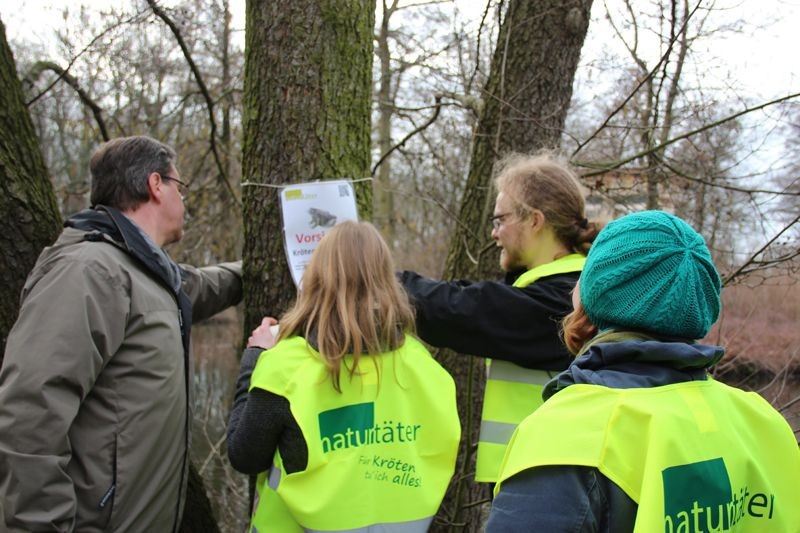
top-left (280, 180), bottom-right (359, 287)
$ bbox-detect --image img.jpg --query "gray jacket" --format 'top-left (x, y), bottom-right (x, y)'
top-left (0, 207), bottom-right (242, 532)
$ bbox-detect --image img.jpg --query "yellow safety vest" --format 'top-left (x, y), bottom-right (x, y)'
top-left (248, 335), bottom-right (461, 532)
top-left (497, 380), bottom-right (800, 532)
top-left (474, 253), bottom-right (585, 482)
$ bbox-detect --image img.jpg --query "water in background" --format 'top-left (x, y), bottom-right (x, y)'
top-left (191, 312), bottom-right (250, 532)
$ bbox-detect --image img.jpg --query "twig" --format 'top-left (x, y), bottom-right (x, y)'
top-left (24, 61), bottom-right (110, 140)
top-left (147, 0), bottom-right (238, 204)
top-left (25, 9), bottom-right (147, 106)
top-left (576, 91), bottom-right (800, 178)
top-left (654, 155), bottom-right (800, 197)
top-left (199, 434), bottom-right (226, 476)
top-left (466, 0), bottom-right (493, 95)
top-left (462, 497), bottom-right (492, 509)
top-left (371, 95), bottom-right (443, 176)
top-left (572, 1), bottom-right (702, 157)
top-left (723, 214), bottom-right (800, 285)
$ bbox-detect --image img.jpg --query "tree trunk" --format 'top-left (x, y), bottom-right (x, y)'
top-left (374, 0), bottom-right (396, 245)
top-left (241, 0), bottom-right (375, 335)
top-left (433, 1), bottom-right (593, 530)
top-left (0, 18), bottom-right (61, 362)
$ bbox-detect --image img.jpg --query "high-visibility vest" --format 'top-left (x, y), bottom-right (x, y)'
top-left (248, 335), bottom-right (461, 532)
top-left (496, 380), bottom-right (800, 532)
top-left (474, 253), bottom-right (585, 482)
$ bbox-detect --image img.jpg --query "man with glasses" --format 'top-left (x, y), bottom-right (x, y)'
top-left (399, 153), bottom-right (601, 487)
top-left (0, 136), bottom-right (243, 532)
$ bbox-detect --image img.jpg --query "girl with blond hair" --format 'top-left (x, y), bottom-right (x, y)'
top-left (228, 221), bottom-right (460, 532)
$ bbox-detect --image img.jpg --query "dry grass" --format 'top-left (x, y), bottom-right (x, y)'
top-left (704, 281), bottom-right (800, 440)
top-left (704, 282), bottom-right (800, 373)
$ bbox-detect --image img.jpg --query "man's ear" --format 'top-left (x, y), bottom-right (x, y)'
top-left (147, 172), bottom-right (164, 202)
top-left (528, 209), bottom-right (545, 232)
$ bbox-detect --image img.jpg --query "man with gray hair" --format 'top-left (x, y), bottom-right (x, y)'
top-left (0, 136), bottom-right (243, 532)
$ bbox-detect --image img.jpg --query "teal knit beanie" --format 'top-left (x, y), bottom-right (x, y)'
top-left (580, 211), bottom-right (722, 339)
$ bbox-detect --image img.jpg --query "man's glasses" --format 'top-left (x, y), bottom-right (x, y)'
top-left (161, 174), bottom-right (189, 197)
top-left (490, 212), bottom-right (513, 230)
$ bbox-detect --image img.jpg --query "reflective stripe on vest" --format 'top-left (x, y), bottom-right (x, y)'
top-left (496, 380), bottom-right (800, 532)
top-left (252, 517), bottom-right (432, 533)
top-left (248, 335), bottom-right (460, 532)
top-left (475, 253), bottom-right (585, 482)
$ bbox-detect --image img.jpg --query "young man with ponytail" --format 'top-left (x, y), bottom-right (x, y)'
top-left (400, 152), bottom-right (602, 484)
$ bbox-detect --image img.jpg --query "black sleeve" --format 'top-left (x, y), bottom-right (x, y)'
top-left (399, 270), bottom-right (578, 370)
top-left (226, 348), bottom-right (307, 475)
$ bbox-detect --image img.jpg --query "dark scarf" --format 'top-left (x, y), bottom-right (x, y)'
top-left (543, 331), bottom-right (725, 400)
top-left (66, 206), bottom-right (182, 291)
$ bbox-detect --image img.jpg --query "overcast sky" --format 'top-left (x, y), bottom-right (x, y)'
top-left (4, 0), bottom-right (798, 99)
top-left (2, 0), bottom-right (795, 240)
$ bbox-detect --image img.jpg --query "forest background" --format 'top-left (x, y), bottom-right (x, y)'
top-left (0, 0), bottom-right (798, 531)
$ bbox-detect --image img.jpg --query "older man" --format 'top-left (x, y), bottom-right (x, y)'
top-left (0, 136), bottom-right (242, 532)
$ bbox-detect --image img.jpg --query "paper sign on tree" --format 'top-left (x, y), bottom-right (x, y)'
top-left (280, 180), bottom-right (359, 287)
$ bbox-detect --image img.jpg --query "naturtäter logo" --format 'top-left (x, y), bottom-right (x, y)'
top-left (318, 402), bottom-right (420, 454)
top-left (663, 457), bottom-right (776, 532)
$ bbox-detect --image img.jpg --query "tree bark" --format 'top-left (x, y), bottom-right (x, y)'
top-left (242, 0), bottom-right (375, 335)
top-left (374, 0), bottom-right (397, 245)
top-left (433, 1), bottom-right (593, 530)
top-left (0, 18), bottom-right (61, 362)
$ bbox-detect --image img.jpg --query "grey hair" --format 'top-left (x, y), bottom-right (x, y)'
top-left (90, 136), bottom-right (177, 210)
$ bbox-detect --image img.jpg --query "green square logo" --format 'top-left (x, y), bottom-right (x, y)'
top-left (285, 189), bottom-right (302, 200)
top-left (663, 457), bottom-right (732, 532)
top-left (318, 402), bottom-right (374, 453)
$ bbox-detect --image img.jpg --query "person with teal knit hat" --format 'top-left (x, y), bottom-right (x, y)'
top-left (486, 210), bottom-right (800, 532)
top-left (580, 210), bottom-right (721, 339)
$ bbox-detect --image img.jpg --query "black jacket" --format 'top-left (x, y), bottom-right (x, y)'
top-left (399, 270), bottom-right (579, 370)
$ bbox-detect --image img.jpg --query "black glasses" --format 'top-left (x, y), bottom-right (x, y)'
top-left (490, 212), bottom-right (513, 230)
top-left (161, 174), bottom-right (189, 197)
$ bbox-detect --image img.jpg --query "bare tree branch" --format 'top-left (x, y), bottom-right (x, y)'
top-left (571, 1), bottom-right (702, 157)
top-left (146, 0), bottom-right (237, 204)
top-left (723, 214), bottom-right (800, 285)
top-left (378, 101), bottom-right (460, 112)
top-left (575, 91), bottom-right (800, 177)
top-left (466, 0), bottom-right (493, 95)
top-left (654, 156), bottom-right (800, 196)
top-left (371, 95), bottom-right (443, 176)
top-left (394, 0), bottom-right (452, 11)
top-left (25, 9), bottom-right (147, 107)
top-left (24, 61), bottom-right (109, 141)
